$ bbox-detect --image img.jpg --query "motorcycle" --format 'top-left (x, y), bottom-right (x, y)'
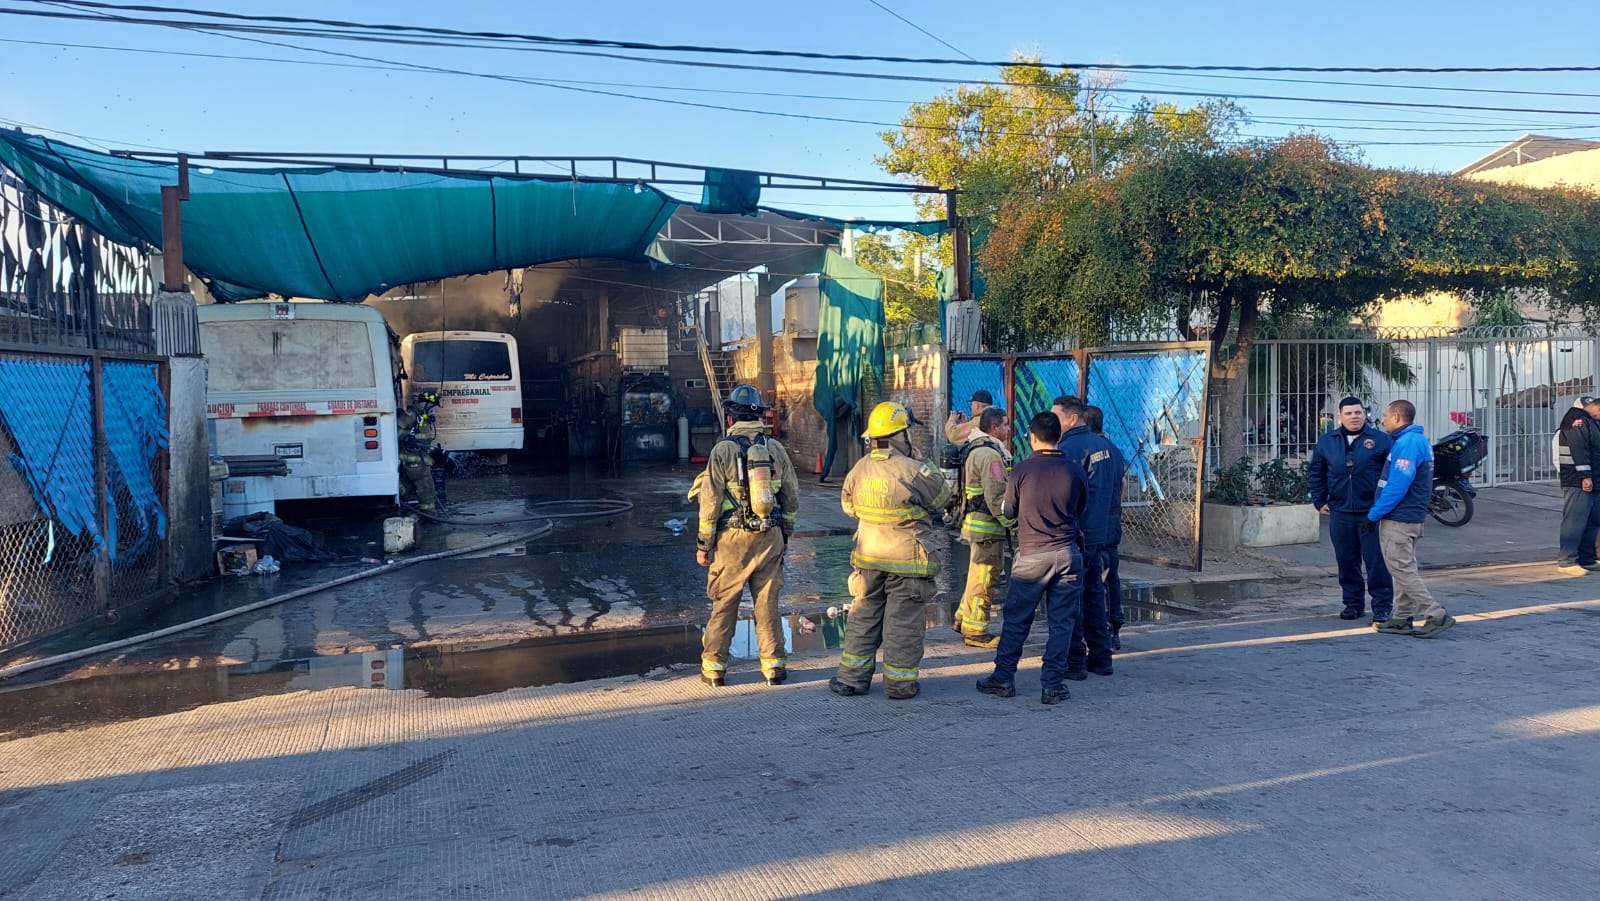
top-left (1429, 428), bottom-right (1485, 527)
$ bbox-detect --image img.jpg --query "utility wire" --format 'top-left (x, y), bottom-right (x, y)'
top-left (866, 0), bottom-right (976, 62)
top-left (15, 0), bottom-right (1600, 75)
top-left (14, 39), bottom-right (1592, 136)
top-left (16, 3), bottom-right (1600, 125)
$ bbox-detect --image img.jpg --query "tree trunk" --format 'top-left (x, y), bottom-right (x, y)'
top-left (1214, 292), bottom-right (1260, 472)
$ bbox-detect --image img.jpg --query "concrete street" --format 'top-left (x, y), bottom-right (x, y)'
top-left (3, 552), bottom-right (1598, 899)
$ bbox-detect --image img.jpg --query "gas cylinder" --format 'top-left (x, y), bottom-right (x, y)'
top-left (746, 440), bottom-right (777, 520)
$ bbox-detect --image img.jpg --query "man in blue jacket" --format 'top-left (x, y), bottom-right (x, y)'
top-left (1369, 400), bottom-right (1456, 638)
top-left (1308, 397), bottom-right (1394, 622)
top-left (1053, 396), bottom-right (1118, 676)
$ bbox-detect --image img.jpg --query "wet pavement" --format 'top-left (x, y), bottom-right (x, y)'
top-left (0, 459), bottom-right (1222, 740)
top-left (3, 559), bottom-right (1598, 899)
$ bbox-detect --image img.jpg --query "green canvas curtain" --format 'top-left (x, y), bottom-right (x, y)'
top-left (0, 129), bottom-right (679, 301)
top-left (813, 250), bottom-right (887, 478)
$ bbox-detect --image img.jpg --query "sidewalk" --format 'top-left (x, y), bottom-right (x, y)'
top-left (2, 560), bottom-right (1597, 899)
top-left (1119, 483), bottom-right (1568, 588)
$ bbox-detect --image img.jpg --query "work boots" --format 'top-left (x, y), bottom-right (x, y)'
top-left (765, 667), bottom-right (787, 686)
top-left (701, 672), bottom-right (726, 687)
top-left (963, 633), bottom-right (1001, 650)
top-left (975, 675), bottom-right (1016, 698)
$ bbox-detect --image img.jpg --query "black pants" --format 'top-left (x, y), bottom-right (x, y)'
top-left (1330, 511), bottom-right (1392, 615)
top-left (1068, 544), bottom-right (1113, 672)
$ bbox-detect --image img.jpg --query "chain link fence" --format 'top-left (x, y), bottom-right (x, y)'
top-left (0, 350), bottom-right (169, 650)
top-left (948, 342), bottom-right (1211, 570)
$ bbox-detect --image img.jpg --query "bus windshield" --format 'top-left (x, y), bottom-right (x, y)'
top-left (409, 340), bottom-right (514, 383)
top-left (202, 320), bottom-right (378, 392)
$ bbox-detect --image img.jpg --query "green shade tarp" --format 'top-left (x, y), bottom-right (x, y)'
top-left (813, 250), bottom-right (886, 476)
top-left (0, 129), bottom-right (679, 301)
top-left (697, 168), bottom-right (761, 215)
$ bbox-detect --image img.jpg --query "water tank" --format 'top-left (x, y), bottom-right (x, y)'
top-left (784, 276), bottom-right (820, 339)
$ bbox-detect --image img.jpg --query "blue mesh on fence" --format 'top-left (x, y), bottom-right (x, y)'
top-left (0, 355), bottom-right (99, 548)
top-left (1086, 349), bottom-right (1208, 498)
top-left (1014, 357), bottom-right (1081, 458)
top-left (103, 360), bottom-right (169, 559)
top-left (949, 358), bottom-right (1005, 428)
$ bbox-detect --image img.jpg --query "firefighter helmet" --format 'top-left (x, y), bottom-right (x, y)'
top-left (863, 401), bottom-right (911, 439)
top-left (723, 384), bottom-right (767, 416)
top-left (417, 390), bottom-right (440, 407)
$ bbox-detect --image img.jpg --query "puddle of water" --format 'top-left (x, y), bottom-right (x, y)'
top-left (0, 625), bottom-right (701, 741)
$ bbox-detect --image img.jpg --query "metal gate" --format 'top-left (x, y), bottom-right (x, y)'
top-left (1231, 325), bottom-right (1600, 486)
top-left (950, 342), bottom-right (1211, 570)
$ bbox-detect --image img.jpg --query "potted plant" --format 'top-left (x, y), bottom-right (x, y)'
top-left (1203, 456), bottom-right (1319, 552)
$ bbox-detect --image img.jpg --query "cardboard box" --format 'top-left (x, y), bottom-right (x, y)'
top-left (216, 543), bottom-right (258, 576)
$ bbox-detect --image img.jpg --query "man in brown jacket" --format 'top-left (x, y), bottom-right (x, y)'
top-left (696, 385), bottom-right (800, 687)
top-left (830, 401), bottom-right (952, 700)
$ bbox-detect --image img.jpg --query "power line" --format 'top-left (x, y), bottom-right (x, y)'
top-left (15, 37), bottom-right (1594, 138)
top-left (866, 0), bottom-right (976, 62)
top-left (15, 0), bottom-right (1600, 75)
top-left (18, 2), bottom-right (1600, 128)
top-left (15, 5), bottom-right (1600, 122)
top-left (10, 11), bottom-right (1595, 152)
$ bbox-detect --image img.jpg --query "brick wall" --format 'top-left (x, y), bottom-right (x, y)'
top-left (733, 337), bottom-right (948, 478)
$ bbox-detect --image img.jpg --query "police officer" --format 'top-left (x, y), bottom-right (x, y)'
top-left (696, 385), bottom-right (800, 687)
top-left (830, 401), bottom-right (952, 700)
top-left (1053, 396), bottom-right (1116, 678)
top-left (1308, 396), bottom-right (1395, 621)
top-left (1554, 394), bottom-right (1600, 576)
top-left (398, 390), bottom-right (440, 513)
top-left (1084, 405), bottom-right (1128, 649)
top-left (954, 405), bottom-right (1012, 649)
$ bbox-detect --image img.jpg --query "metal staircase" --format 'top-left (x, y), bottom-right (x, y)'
top-left (696, 331), bottom-right (736, 411)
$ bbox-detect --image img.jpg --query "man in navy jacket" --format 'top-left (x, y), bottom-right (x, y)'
top-left (1053, 396), bottom-right (1118, 677)
top-left (1308, 397), bottom-right (1395, 622)
top-left (1369, 400), bottom-right (1455, 639)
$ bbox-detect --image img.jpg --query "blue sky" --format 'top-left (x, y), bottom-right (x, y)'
top-left (6, 0), bottom-right (1600, 221)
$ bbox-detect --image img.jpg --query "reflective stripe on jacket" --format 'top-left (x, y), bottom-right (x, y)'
top-left (842, 446), bottom-right (952, 575)
top-left (960, 437), bottom-right (1011, 541)
top-left (1555, 404), bottom-right (1600, 489)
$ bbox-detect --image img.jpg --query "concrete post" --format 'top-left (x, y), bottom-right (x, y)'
top-left (754, 274), bottom-right (776, 398)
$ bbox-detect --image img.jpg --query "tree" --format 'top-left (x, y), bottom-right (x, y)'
top-left (848, 230), bottom-right (940, 326)
top-left (979, 135), bottom-right (1600, 465)
top-left (876, 58), bottom-right (1241, 340)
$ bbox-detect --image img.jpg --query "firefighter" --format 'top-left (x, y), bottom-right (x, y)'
top-left (954, 405), bottom-right (1012, 648)
top-left (829, 401), bottom-right (952, 701)
top-left (695, 385), bottom-right (800, 687)
top-left (398, 390), bottom-right (440, 513)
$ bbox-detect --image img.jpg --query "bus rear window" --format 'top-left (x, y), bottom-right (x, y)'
top-left (203, 320), bottom-right (377, 391)
top-left (410, 341), bottom-right (513, 382)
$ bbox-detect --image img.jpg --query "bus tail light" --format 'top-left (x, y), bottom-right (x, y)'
top-left (511, 407), bottom-right (522, 424)
top-left (364, 440), bottom-right (379, 450)
top-left (364, 428), bottom-right (379, 438)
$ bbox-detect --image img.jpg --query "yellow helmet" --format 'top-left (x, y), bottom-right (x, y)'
top-left (863, 401), bottom-right (911, 439)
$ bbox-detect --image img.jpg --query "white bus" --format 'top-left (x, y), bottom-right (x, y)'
top-left (198, 301), bottom-right (401, 500)
top-left (400, 331), bottom-right (524, 452)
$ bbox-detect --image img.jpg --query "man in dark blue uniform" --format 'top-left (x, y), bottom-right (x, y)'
top-left (1307, 396), bottom-right (1395, 622)
top-left (1085, 405), bottom-right (1128, 649)
top-left (1053, 396), bottom-right (1117, 678)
